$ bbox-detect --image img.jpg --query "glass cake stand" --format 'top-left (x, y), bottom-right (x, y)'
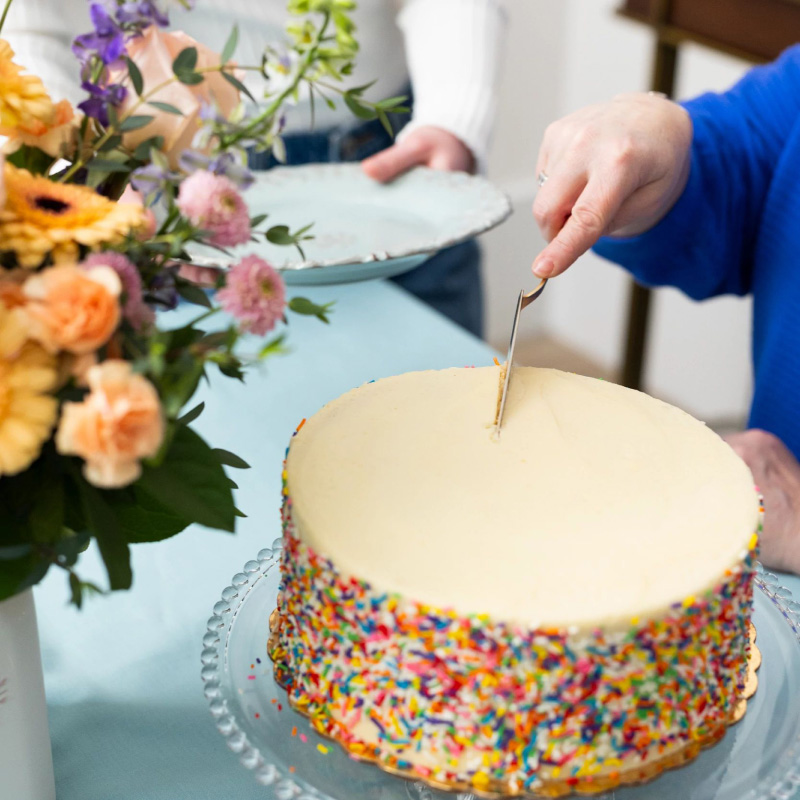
top-left (201, 543), bottom-right (800, 800)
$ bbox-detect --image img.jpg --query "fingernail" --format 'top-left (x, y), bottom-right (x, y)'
top-left (533, 258), bottom-right (554, 278)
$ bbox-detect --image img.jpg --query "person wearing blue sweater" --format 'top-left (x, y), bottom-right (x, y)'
top-left (530, 46), bottom-right (800, 576)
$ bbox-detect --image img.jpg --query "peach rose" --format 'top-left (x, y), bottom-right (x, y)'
top-left (23, 263), bottom-right (121, 354)
top-left (2, 100), bottom-right (79, 159)
top-left (112, 26), bottom-right (240, 168)
top-left (56, 359), bottom-right (164, 488)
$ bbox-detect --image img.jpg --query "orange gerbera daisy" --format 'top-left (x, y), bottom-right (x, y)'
top-left (0, 39), bottom-right (54, 136)
top-left (0, 164), bottom-right (144, 268)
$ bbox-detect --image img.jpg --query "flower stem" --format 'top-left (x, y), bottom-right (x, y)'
top-left (222, 12), bottom-right (331, 146)
top-left (0, 0), bottom-right (15, 34)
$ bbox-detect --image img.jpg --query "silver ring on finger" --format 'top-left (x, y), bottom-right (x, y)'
top-left (537, 170), bottom-right (549, 188)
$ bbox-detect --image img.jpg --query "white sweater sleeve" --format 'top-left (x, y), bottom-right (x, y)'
top-left (397, 0), bottom-right (507, 172)
top-left (1, 0), bottom-right (90, 107)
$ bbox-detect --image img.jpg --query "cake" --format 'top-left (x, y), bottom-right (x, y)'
top-left (270, 366), bottom-right (760, 796)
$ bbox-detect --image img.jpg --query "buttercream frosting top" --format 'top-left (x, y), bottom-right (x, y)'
top-left (286, 367), bottom-right (759, 628)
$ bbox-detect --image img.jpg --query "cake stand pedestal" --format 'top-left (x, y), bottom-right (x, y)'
top-left (201, 547), bottom-right (800, 800)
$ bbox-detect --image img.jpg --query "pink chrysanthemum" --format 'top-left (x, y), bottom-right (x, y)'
top-left (217, 254), bottom-right (286, 336)
top-left (82, 251), bottom-right (154, 331)
top-left (177, 170), bottom-right (251, 247)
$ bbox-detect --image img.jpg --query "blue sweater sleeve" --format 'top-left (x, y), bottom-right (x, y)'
top-left (593, 45), bottom-right (800, 300)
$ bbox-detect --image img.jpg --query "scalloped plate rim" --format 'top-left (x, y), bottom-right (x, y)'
top-left (187, 164), bottom-right (513, 273)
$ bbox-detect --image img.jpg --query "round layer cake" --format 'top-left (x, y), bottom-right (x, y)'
top-left (271, 366), bottom-right (760, 796)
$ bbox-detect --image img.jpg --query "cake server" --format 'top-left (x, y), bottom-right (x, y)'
top-left (494, 278), bottom-right (548, 433)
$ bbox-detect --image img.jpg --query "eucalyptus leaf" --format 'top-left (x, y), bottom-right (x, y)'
top-left (172, 46), bottom-right (198, 75)
top-left (148, 101), bottom-right (183, 116)
top-left (126, 56), bottom-right (144, 96)
top-left (221, 25), bottom-right (239, 63)
top-left (119, 115), bottom-right (155, 132)
top-left (177, 71), bottom-right (205, 86)
top-left (86, 158), bottom-right (131, 173)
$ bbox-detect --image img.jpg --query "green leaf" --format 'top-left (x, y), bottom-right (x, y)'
top-left (28, 478), bottom-right (64, 544)
top-left (375, 95), bottom-right (408, 110)
top-left (218, 361), bottom-right (245, 381)
top-left (132, 136), bottom-right (165, 162)
top-left (137, 426), bottom-right (237, 532)
top-left (377, 109), bottom-right (392, 138)
top-left (119, 115), bottom-right (155, 132)
top-left (221, 70), bottom-right (255, 103)
top-left (98, 134), bottom-right (123, 152)
top-left (68, 575), bottom-right (104, 610)
top-left (176, 71), bottom-right (205, 86)
top-left (0, 551), bottom-right (43, 603)
top-left (289, 296), bottom-right (333, 323)
top-left (249, 213), bottom-right (268, 228)
top-left (346, 80), bottom-right (377, 97)
top-left (221, 25), bottom-right (239, 63)
top-left (69, 572), bottom-right (83, 609)
top-left (147, 101), bottom-right (183, 116)
top-left (265, 225), bottom-right (294, 246)
top-left (85, 158), bottom-right (131, 173)
top-left (75, 479), bottom-right (132, 591)
top-left (172, 46), bottom-right (198, 75)
top-left (177, 281), bottom-right (212, 309)
top-left (213, 448), bottom-right (251, 469)
top-left (177, 401), bottom-right (205, 425)
top-left (343, 93), bottom-right (375, 121)
top-left (126, 56), bottom-right (144, 96)
top-left (6, 146), bottom-right (50, 175)
top-left (107, 484), bottom-right (190, 544)
top-left (258, 334), bottom-right (287, 359)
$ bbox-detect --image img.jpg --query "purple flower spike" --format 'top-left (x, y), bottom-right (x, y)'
top-left (116, 1), bottom-right (171, 28)
top-left (78, 80), bottom-right (128, 125)
top-left (73, 4), bottom-right (126, 65)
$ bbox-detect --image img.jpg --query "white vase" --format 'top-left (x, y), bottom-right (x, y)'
top-left (0, 588), bottom-right (56, 800)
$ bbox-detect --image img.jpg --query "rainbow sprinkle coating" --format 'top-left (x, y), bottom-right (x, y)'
top-left (272, 446), bottom-right (760, 795)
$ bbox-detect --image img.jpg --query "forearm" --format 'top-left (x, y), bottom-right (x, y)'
top-left (594, 47), bottom-right (800, 299)
top-left (397, 0), bottom-right (506, 171)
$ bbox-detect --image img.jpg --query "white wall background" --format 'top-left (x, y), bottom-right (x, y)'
top-left (483, 0), bottom-right (755, 424)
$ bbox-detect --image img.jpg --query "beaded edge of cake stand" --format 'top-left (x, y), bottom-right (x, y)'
top-left (268, 614), bottom-right (760, 799)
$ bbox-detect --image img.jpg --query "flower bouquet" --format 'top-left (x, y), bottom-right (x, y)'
top-left (0, 0), bottom-right (406, 607)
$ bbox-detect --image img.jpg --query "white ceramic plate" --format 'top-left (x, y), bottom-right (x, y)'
top-left (189, 164), bottom-right (512, 286)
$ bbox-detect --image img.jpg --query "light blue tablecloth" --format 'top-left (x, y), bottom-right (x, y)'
top-left (34, 280), bottom-right (800, 800)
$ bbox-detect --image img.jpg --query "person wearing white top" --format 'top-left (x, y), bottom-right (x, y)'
top-left (3, 0), bottom-right (507, 335)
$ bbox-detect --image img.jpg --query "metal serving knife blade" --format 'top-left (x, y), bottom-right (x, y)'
top-left (494, 278), bottom-right (548, 433)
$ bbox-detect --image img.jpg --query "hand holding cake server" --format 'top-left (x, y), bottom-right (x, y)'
top-left (529, 49), bottom-right (800, 576)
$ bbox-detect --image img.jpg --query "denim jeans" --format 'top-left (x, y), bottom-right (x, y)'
top-left (248, 114), bottom-right (484, 338)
